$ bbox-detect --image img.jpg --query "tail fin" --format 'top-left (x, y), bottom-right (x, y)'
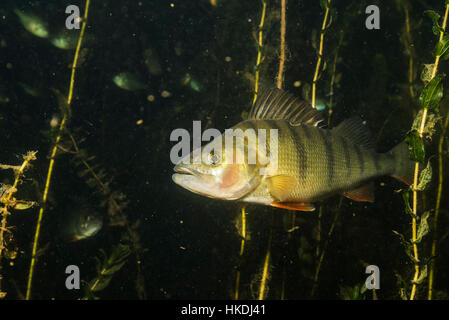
top-left (389, 141), bottom-right (415, 185)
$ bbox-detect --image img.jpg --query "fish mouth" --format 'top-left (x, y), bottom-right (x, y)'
top-left (172, 164), bottom-right (214, 197)
top-left (173, 164), bottom-right (197, 176)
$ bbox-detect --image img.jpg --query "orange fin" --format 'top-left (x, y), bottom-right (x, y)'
top-left (271, 201), bottom-right (316, 212)
top-left (343, 183), bottom-right (375, 202)
top-left (266, 175), bottom-right (296, 201)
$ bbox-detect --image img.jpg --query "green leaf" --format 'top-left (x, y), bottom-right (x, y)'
top-left (338, 284), bottom-right (365, 300)
top-left (419, 74), bottom-right (444, 110)
top-left (401, 190), bottom-right (414, 217)
top-left (425, 10), bottom-right (441, 35)
top-left (320, 0), bottom-right (330, 10)
top-left (405, 130), bottom-right (425, 163)
top-left (434, 36), bottom-right (449, 57)
top-left (392, 230), bottom-right (416, 263)
top-left (412, 265), bottom-right (428, 285)
top-left (89, 276), bottom-right (113, 292)
top-left (420, 64), bottom-right (435, 84)
top-left (415, 161), bottom-right (432, 191)
top-left (13, 200), bottom-right (36, 210)
top-left (415, 211), bottom-right (430, 244)
top-left (425, 10), bottom-right (440, 23)
top-left (412, 110), bottom-right (440, 139)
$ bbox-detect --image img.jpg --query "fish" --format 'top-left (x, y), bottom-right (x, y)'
top-left (50, 29), bottom-right (79, 50)
top-left (62, 206), bottom-right (103, 242)
top-left (112, 72), bottom-right (147, 91)
top-left (172, 88), bottom-right (414, 212)
top-left (14, 9), bottom-right (49, 39)
top-left (181, 73), bottom-right (203, 92)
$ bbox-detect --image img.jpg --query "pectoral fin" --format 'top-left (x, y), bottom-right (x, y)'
top-left (343, 182), bottom-right (375, 202)
top-left (271, 201), bottom-right (316, 212)
top-left (266, 175), bottom-right (296, 201)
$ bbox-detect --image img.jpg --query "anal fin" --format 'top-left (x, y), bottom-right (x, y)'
top-left (271, 201), bottom-right (316, 212)
top-left (343, 182), bottom-right (375, 202)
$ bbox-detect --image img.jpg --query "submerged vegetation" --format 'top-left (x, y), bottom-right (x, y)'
top-left (0, 0), bottom-right (449, 300)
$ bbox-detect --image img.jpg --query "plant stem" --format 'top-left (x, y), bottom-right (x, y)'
top-left (409, 3), bottom-right (449, 301)
top-left (234, 205), bottom-right (247, 300)
top-left (276, 0), bottom-right (286, 89)
top-left (312, 0), bottom-right (331, 108)
top-left (25, 0), bottom-right (91, 300)
top-left (427, 109), bottom-right (449, 300)
top-left (253, 0), bottom-right (268, 105)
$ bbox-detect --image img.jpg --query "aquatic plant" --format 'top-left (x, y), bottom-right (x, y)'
top-left (311, 0), bottom-right (333, 109)
top-left (68, 132), bottom-right (147, 299)
top-left (0, 151), bottom-right (37, 298)
top-left (252, 0), bottom-right (268, 105)
top-left (398, 2), bottom-right (449, 300)
top-left (83, 244), bottom-right (131, 299)
top-left (25, 0), bottom-right (91, 300)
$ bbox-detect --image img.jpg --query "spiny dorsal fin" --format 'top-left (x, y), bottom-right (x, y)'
top-left (333, 117), bottom-right (375, 150)
top-left (248, 88), bottom-right (325, 127)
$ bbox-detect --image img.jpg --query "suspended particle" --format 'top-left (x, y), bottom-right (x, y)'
top-left (161, 90), bottom-right (171, 98)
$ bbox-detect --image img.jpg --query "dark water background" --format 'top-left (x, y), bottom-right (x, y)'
top-left (0, 0), bottom-right (448, 299)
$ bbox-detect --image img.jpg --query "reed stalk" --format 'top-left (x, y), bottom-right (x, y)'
top-left (409, 2), bottom-right (449, 301)
top-left (427, 109), bottom-right (449, 299)
top-left (312, 0), bottom-right (332, 108)
top-left (234, 205), bottom-right (246, 300)
top-left (253, 0), bottom-right (268, 105)
top-left (276, 0), bottom-right (286, 89)
top-left (25, 0), bottom-right (91, 300)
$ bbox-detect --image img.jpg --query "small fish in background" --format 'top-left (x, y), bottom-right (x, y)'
top-left (17, 82), bottom-right (46, 98)
top-left (13, 9), bottom-right (49, 38)
top-left (49, 29), bottom-right (79, 50)
top-left (143, 48), bottom-right (162, 76)
top-left (50, 29), bottom-right (94, 50)
top-left (62, 206), bottom-right (103, 242)
top-left (172, 88), bottom-right (415, 212)
top-left (112, 72), bottom-right (148, 91)
top-left (181, 73), bottom-right (203, 92)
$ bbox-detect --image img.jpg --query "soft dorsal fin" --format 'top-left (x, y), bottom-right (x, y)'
top-left (248, 88), bottom-right (325, 127)
top-left (333, 117), bottom-right (375, 150)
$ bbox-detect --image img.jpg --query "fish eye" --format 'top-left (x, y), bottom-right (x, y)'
top-left (208, 151), bottom-right (220, 165)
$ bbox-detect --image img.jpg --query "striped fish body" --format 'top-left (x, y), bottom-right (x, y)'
top-left (238, 119), bottom-right (396, 208)
top-left (172, 88), bottom-right (413, 212)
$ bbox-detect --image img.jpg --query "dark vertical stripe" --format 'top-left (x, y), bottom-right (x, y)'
top-left (285, 123), bottom-right (307, 187)
top-left (318, 129), bottom-right (334, 184)
top-left (302, 125), bottom-right (312, 140)
top-left (243, 120), bottom-right (258, 163)
top-left (266, 120), bottom-right (280, 162)
top-left (354, 144), bottom-right (365, 176)
top-left (340, 136), bottom-right (351, 178)
top-left (373, 152), bottom-right (381, 173)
